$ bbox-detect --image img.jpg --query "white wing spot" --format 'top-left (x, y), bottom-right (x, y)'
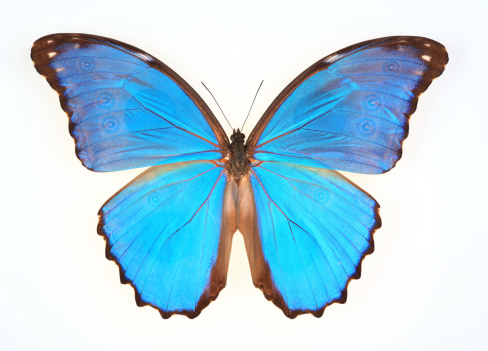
top-left (422, 55), bottom-right (431, 62)
top-left (324, 54), bottom-right (339, 63)
top-left (74, 43), bottom-right (80, 49)
top-left (48, 52), bottom-right (57, 58)
top-left (47, 39), bottom-right (53, 44)
top-left (139, 53), bottom-right (153, 61)
top-left (424, 43), bottom-right (431, 47)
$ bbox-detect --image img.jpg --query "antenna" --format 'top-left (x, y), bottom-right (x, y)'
top-left (201, 82), bottom-right (233, 130)
top-left (241, 80), bottom-right (264, 131)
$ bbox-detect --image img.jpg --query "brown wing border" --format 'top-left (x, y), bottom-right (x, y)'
top-left (246, 36), bottom-right (448, 150)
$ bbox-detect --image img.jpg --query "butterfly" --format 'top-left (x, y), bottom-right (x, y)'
top-left (31, 34), bottom-right (448, 318)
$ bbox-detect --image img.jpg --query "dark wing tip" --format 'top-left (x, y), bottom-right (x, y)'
top-left (380, 37), bottom-right (448, 174)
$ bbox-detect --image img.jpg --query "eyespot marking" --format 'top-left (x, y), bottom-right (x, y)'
top-left (314, 188), bottom-right (329, 204)
top-left (148, 192), bottom-right (163, 207)
top-left (383, 61), bottom-right (399, 73)
top-left (357, 117), bottom-right (376, 135)
top-left (99, 92), bottom-right (114, 109)
top-left (80, 57), bottom-right (95, 71)
top-left (102, 116), bottom-right (119, 133)
top-left (364, 94), bottom-right (381, 111)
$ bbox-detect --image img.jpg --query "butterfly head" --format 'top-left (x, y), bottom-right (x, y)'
top-left (230, 128), bottom-right (245, 142)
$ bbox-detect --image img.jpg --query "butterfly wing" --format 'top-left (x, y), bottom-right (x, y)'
top-left (240, 36), bottom-right (447, 317)
top-left (247, 36), bottom-right (448, 174)
top-left (99, 160), bottom-right (237, 318)
top-left (32, 34), bottom-right (236, 317)
top-left (238, 162), bottom-right (380, 317)
top-left (31, 33), bottom-right (229, 171)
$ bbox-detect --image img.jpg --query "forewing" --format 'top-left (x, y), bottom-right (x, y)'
top-left (32, 34), bottom-right (229, 171)
top-left (247, 36), bottom-right (448, 174)
top-left (238, 162), bottom-right (380, 318)
top-left (98, 161), bottom-right (237, 318)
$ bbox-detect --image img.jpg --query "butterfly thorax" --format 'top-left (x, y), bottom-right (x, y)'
top-left (227, 129), bottom-right (249, 181)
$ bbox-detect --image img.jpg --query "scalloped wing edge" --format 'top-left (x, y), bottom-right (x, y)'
top-left (96, 171), bottom-right (238, 319)
top-left (238, 170), bottom-right (381, 318)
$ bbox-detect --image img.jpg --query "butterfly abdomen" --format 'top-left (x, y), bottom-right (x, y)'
top-left (228, 129), bottom-right (249, 181)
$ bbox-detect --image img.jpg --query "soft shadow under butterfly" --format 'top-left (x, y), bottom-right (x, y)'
top-left (32, 34), bottom-right (448, 318)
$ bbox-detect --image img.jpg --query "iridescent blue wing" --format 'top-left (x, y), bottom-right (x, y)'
top-left (240, 36), bottom-right (447, 317)
top-left (32, 34), bottom-right (236, 318)
top-left (238, 163), bottom-right (380, 318)
top-left (31, 34), bottom-right (229, 171)
top-left (247, 36), bottom-right (448, 174)
top-left (99, 160), bottom-right (237, 318)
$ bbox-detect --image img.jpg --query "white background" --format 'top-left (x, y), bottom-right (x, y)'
top-left (1, 0), bottom-right (487, 349)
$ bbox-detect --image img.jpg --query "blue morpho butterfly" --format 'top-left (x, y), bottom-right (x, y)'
top-left (31, 34), bottom-right (448, 318)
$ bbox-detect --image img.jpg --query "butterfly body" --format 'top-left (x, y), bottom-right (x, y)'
top-left (227, 129), bottom-right (249, 181)
top-left (32, 34), bottom-right (447, 318)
